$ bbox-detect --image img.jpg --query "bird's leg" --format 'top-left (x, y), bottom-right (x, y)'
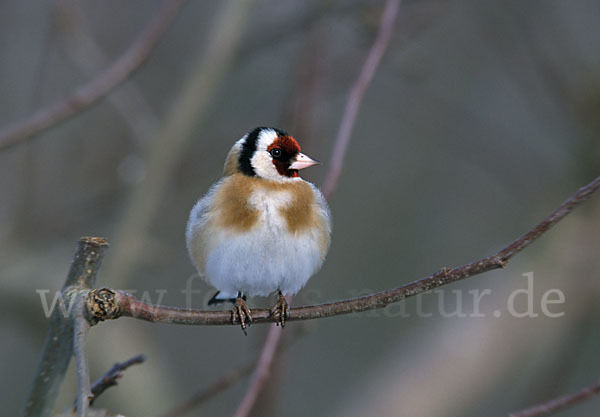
top-left (231, 292), bottom-right (252, 334)
top-left (270, 291), bottom-right (290, 327)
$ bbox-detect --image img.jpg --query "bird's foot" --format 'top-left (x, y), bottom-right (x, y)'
top-left (270, 291), bottom-right (289, 327)
top-left (231, 293), bottom-right (252, 334)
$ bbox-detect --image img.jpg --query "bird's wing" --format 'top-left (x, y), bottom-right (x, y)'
top-left (185, 180), bottom-right (222, 273)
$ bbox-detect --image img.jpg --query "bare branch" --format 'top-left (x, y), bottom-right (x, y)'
top-left (87, 174), bottom-right (600, 325)
top-left (101, 0), bottom-right (251, 287)
top-left (232, 323), bottom-right (284, 417)
top-left (160, 324), bottom-right (310, 417)
top-left (321, 0), bottom-right (402, 198)
top-left (22, 237), bottom-right (109, 417)
top-left (57, 0), bottom-right (160, 143)
top-left (160, 364), bottom-right (254, 417)
top-left (228, 3), bottom-right (403, 416)
top-left (74, 298), bottom-right (92, 417)
top-left (89, 354), bottom-right (147, 406)
top-left (0, 0), bottom-right (186, 152)
top-left (509, 378), bottom-right (600, 417)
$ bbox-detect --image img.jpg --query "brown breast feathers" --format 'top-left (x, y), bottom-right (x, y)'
top-left (213, 174), bottom-right (319, 234)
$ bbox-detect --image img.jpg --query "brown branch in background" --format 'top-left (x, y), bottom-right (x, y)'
top-left (159, 324), bottom-right (309, 417)
top-left (57, 0), bottom-right (160, 144)
top-left (89, 354), bottom-right (147, 406)
top-left (231, 325), bottom-right (283, 417)
top-left (88, 174), bottom-right (600, 325)
top-left (23, 237), bottom-right (108, 417)
top-left (0, 0), bottom-right (186, 152)
top-left (227, 3), bottom-right (402, 417)
top-left (160, 364), bottom-right (254, 417)
top-left (509, 378), bottom-right (600, 417)
top-left (101, 0), bottom-right (251, 288)
top-left (321, 0), bottom-right (402, 198)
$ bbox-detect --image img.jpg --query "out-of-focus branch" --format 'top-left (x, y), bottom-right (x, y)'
top-left (321, 0), bottom-right (402, 198)
top-left (228, 3), bottom-right (401, 417)
top-left (74, 298), bottom-right (92, 417)
top-left (231, 324), bottom-right (284, 417)
top-left (160, 324), bottom-right (309, 417)
top-left (22, 237), bottom-right (109, 417)
top-left (87, 173), bottom-right (600, 325)
top-left (160, 364), bottom-right (254, 417)
top-left (0, 0), bottom-right (186, 152)
top-left (509, 378), bottom-right (600, 417)
top-left (57, 0), bottom-right (160, 144)
top-left (89, 354), bottom-right (147, 406)
top-left (101, 0), bottom-right (251, 287)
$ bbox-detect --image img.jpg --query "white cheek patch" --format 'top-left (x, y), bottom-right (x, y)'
top-left (250, 129), bottom-right (278, 180)
top-left (250, 151), bottom-right (280, 181)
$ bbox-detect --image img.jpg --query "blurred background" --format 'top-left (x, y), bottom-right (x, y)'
top-left (2, 0), bottom-right (600, 416)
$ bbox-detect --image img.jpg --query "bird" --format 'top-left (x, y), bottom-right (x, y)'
top-left (186, 127), bottom-right (331, 332)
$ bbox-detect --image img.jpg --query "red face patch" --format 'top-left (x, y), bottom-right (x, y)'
top-left (268, 136), bottom-right (301, 155)
top-left (267, 136), bottom-right (301, 177)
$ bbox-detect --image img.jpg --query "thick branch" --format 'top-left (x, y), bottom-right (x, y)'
top-left (74, 298), bottom-right (92, 417)
top-left (0, 0), bottom-right (186, 152)
top-left (87, 174), bottom-right (600, 326)
top-left (22, 237), bottom-right (109, 417)
top-left (509, 378), bottom-right (600, 417)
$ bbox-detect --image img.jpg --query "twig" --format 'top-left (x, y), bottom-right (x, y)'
top-left (74, 297), bottom-right (92, 417)
top-left (101, 0), bottom-right (251, 286)
top-left (159, 300), bottom-right (311, 417)
top-left (160, 363), bottom-right (255, 417)
top-left (321, 0), bottom-right (402, 198)
top-left (89, 354), bottom-right (146, 406)
top-left (0, 0), bottom-right (186, 152)
top-left (232, 325), bottom-right (283, 417)
top-left (22, 237), bottom-right (109, 417)
top-left (227, 4), bottom-right (402, 417)
top-left (509, 378), bottom-right (600, 417)
top-left (87, 173), bottom-right (600, 325)
top-left (57, 0), bottom-right (160, 144)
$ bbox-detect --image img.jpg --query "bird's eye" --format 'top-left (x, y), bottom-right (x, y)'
top-left (269, 148), bottom-right (283, 158)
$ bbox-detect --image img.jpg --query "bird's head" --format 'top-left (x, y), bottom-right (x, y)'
top-left (225, 127), bottom-right (319, 182)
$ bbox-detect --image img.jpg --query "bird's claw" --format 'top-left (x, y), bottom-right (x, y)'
top-left (270, 291), bottom-right (289, 327)
top-left (232, 295), bottom-right (252, 334)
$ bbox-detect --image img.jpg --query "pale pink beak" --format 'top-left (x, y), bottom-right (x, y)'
top-left (289, 153), bottom-right (320, 170)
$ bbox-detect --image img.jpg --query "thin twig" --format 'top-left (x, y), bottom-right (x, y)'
top-left (321, 0), bottom-right (402, 198)
top-left (87, 174), bottom-right (600, 325)
top-left (0, 0), bottom-right (186, 152)
top-left (509, 378), bottom-right (600, 417)
top-left (159, 324), bottom-right (310, 417)
top-left (74, 297), bottom-right (92, 417)
top-left (227, 3), bottom-right (401, 417)
top-left (23, 237), bottom-right (109, 417)
top-left (160, 364), bottom-right (255, 417)
top-left (232, 325), bottom-right (283, 417)
top-left (57, 0), bottom-right (160, 144)
top-left (89, 354), bottom-right (147, 406)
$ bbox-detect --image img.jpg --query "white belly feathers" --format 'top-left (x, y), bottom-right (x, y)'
top-left (187, 183), bottom-right (327, 298)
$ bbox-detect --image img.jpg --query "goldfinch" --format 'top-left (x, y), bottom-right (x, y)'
top-left (186, 127), bottom-right (331, 331)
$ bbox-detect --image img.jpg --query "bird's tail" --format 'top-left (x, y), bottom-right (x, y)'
top-left (207, 291), bottom-right (245, 305)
